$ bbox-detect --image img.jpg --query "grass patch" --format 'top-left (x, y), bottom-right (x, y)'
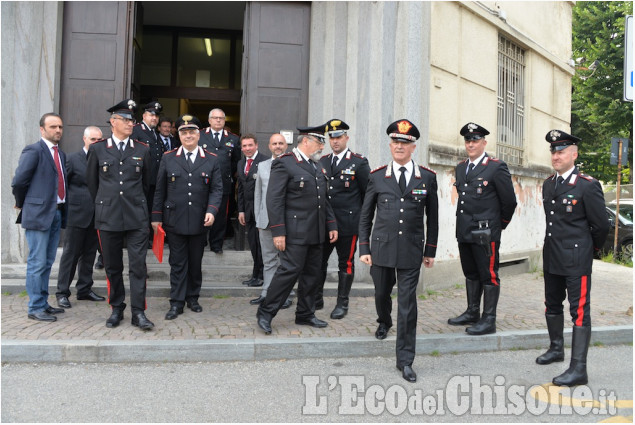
top-left (454, 283), bottom-right (464, 289)
top-left (601, 251), bottom-right (633, 267)
top-left (19, 290), bottom-right (27, 297)
top-left (212, 295), bottom-right (229, 299)
top-left (418, 294), bottom-right (427, 300)
top-left (2, 291), bottom-right (11, 296)
top-left (592, 341), bottom-right (604, 347)
top-left (430, 350), bottom-right (440, 357)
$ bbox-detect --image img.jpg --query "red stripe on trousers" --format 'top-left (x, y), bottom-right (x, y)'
top-left (575, 275), bottom-right (588, 326)
top-left (346, 235), bottom-right (357, 274)
top-left (96, 230), bottom-right (112, 305)
top-left (489, 241), bottom-right (498, 286)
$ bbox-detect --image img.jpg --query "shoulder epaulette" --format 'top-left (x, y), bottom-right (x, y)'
top-left (135, 140), bottom-right (148, 147)
top-left (279, 152), bottom-right (293, 158)
top-left (578, 173), bottom-right (594, 182)
top-left (489, 157), bottom-right (501, 162)
top-left (320, 153), bottom-right (330, 159)
top-left (203, 149), bottom-right (217, 157)
top-left (163, 148), bottom-right (177, 155)
top-left (351, 152), bottom-right (365, 159)
top-left (546, 174), bottom-right (555, 181)
top-left (457, 159), bottom-right (468, 166)
top-left (370, 164), bottom-right (388, 174)
top-left (419, 165), bottom-right (437, 174)
top-left (91, 138), bottom-right (106, 145)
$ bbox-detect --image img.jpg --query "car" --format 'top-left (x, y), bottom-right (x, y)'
top-left (607, 199), bottom-right (633, 222)
top-left (602, 205), bottom-right (633, 260)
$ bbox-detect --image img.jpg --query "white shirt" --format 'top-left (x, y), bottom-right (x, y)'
top-left (393, 160), bottom-right (414, 187)
top-left (112, 135), bottom-right (129, 152)
top-left (42, 138), bottom-right (66, 203)
top-left (467, 152), bottom-right (486, 172)
top-left (183, 147), bottom-right (198, 163)
top-left (557, 166), bottom-right (575, 182)
top-left (331, 148), bottom-right (348, 166)
top-left (244, 153), bottom-right (258, 173)
top-left (160, 135), bottom-right (171, 149)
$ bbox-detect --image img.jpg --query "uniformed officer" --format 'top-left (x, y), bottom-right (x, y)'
top-left (359, 119), bottom-right (438, 383)
top-left (151, 115), bottom-right (223, 320)
top-left (448, 123), bottom-right (517, 336)
top-left (316, 119), bottom-right (370, 319)
top-left (199, 108), bottom-right (241, 253)
top-left (86, 99), bottom-right (155, 331)
top-left (256, 126), bottom-right (338, 335)
top-left (537, 130), bottom-right (609, 387)
top-left (131, 101), bottom-right (164, 247)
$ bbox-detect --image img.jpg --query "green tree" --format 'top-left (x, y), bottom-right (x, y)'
top-left (571, 1), bottom-right (633, 184)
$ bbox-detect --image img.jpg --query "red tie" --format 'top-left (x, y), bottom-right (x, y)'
top-left (245, 158), bottom-right (253, 175)
top-left (53, 146), bottom-right (65, 201)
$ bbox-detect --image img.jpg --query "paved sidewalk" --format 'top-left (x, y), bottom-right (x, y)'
top-left (1, 260), bottom-right (632, 362)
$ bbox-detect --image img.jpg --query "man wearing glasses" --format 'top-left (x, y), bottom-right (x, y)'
top-left (86, 99), bottom-right (155, 331)
top-left (199, 108), bottom-right (241, 254)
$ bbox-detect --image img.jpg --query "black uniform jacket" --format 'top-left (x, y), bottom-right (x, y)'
top-left (131, 122), bottom-right (163, 185)
top-left (319, 149), bottom-right (370, 237)
top-left (86, 137), bottom-right (152, 231)
top-left (199, 128), bottom-right (241, 195)
top-left (359, 161), bottom-right (439, 269)
top-left (237, 152), bottom-right (267, 223)
top-left (151, 146), bottom-right (223, 236)
top-left (454, 153), bottom-right (517, 243)
top-left (65, 150), bottom-right (94, 228)
top-left (266, 149), bottom-right (337, 245)
top-left (542, 168), bottom-right (609, 276)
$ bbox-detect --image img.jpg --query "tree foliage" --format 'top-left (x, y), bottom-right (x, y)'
top-left (571, 1), bottom-right (633, 184)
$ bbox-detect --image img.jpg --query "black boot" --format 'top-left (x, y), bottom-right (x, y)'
top-left (553, 326), bottom-right (591, 386)
top-left (536, 314), bottom-right (565, 364)
top-left (448, 279), bottom-right (482, 325)
top-left (466, 285), bottom-right (499, 335)
top-left (330, 272), bottom-right (354, 319)
top-left (314, 270), bottom-right (326, 310)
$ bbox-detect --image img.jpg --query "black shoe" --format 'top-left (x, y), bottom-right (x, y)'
top-left (211, 248), bottom-right (223, 254)
top-left (257, 313), bottom-right (272, 334)
top-left (447, 308), bottom-right (480, 325)
top-left (45, 306), bottom-right (65, 315)
top-left (315, 299), bottom-right (324, 310)
top-left (375, 324), bottom-right (391, 340)
top-left (248, 279), bottom-right (263, 287)
top-left (131, 312), bottom-right (154, 330)
top-left (94, 255), bottom-right (104, 270)
top-left (77, 290), bottom-right (105, 302)
top-left (106, 310), bottom-right (124, 328)
top-left (242, 277), bottom-right (256, 285)
top-left (187, 300), bottom-right (203, 312)
top-left (397, 365), bottom-right (417, 383)
top-left (250, 295), bottom-right (266, 305)
top-left (281, 299), bottom-right (293, 309)
top-left (165, 305), bottom-right (184, 320)
top-left (56, 296), bottom-right (71, 308)
top-left (28, 311), bottom-right (57, 322)
top-left (295, 316), bottom-right (328, 328)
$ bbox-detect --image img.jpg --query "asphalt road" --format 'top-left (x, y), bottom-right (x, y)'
top-left (2, 345), bottom-right (632, 423)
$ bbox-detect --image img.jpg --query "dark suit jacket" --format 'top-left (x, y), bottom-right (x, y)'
top-left (359, 161), bottom-right (439, 269)
top-left (12, 139), bottom-right (67, 230)
top-left (158, 134), bottom-right (180, 151)
top-left (267, 149), bottom-right (337, 245)
top-left (65, 149), bottom-right (94, 228)
top-left (132, 122), bottom-right (163, 185)
top-left (542, 168), bottom-right (609, 276)
top-left (86, 137), bottom-right (152, 231)
top-left (237, 152), bottom-right (267, 222)
top-left (199, 128), bottom-right (241, 194)
top-left (454, 153), bottom-right (517, 243)
top-left (319, 149), bottom-right (370, 237)
top-left (152, 146), bottom-right (223, 235)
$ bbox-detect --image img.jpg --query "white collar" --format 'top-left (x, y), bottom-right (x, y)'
top-left (392, 160), bottom-right (414, 175)
top-left (557, 166), bottom-right (575, 182)
top-left (332, 148), bottom-right (348, 161)
top-left (468, 152), bottom-right (486, 167)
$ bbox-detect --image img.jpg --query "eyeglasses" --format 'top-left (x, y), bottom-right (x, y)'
top-left (210, 116), bottom-right (225, 120)
top-left (112, 116), bottom-right (136, 125)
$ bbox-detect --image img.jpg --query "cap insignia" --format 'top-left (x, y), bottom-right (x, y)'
top-left (468, 123), bottom-right (477, 132)
top-left (127, 99), bottom-right (136, 110)
top-left (550, 130), bottom-right (561, 142)
top-left (397, 120), bottom-right (412, 134)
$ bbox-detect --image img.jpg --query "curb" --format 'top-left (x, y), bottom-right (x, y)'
top-left (2, 325), bottom-right (631, 364)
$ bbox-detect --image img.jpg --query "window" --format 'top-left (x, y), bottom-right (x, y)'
top-left (497, 35), bottom-right (525, 166)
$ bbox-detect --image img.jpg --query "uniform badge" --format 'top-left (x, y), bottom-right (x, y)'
top-left (102, 164), bottom-right (108, 172)
top-left (572, 200), bottom-right (577, 205)
top-left (483, 181), bottom-right (488, 186)
top-left (300, 181), bottom-right (304, 188)
top-left (225, 141), bottom-right (234, 148)
top-left (345, 181), bottom-right (350, 188)
top-left (412, 189), bottom-right (426, 195)
top-left (566, 205), bottom-right (573, 213)
top-left (562, 199), bottom-right (568, 204)
top-left (203, 144), bottom-right (208, 148)
top-left (172, 176), bottom-right (176, 182)
top-left (477, 188), bottom-right (483, 194)
top-left (342, 169), bottom-right (356, 175)
top-left (136, 166), bottom-right (140, 172)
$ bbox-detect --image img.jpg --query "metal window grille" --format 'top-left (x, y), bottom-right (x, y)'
top-left (497, 35), bottom-right (525, 166)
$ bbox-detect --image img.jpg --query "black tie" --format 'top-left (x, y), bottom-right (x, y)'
top-left (118, 142), bottom-right (125, 156)
top-left (332, 156), bottom-right (339, 169)
top-left (186, 152), bottom-right (193, 170)
top-left (557, 176), bottom-right (564, 187)
top-left (467, 163), bottom-right (475, 175)
top-left (399, 166), bottom-right (407, 193)
top-left (163, 137), bottom-right (170, 150)
top-left (214, 132), bottom-right (220, 144)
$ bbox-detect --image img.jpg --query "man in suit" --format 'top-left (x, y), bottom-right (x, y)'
top-left (237, 134), bottom-right (267, 286)
top-left (86, 99), bottom-right (155, 331)
top-left (12, 113), bottom-right (68, 322)
top-left (256, 126), bottom-right (338, 334)
top-left (537, 130), bottom-right (609, 387)
top-left (250, 133), bottom-right (293, 308)
top-left (199, 108), bottom-right (241, 253)
top-left (55, 126), bottom-right (106, 308)
top-left (359, 119), bottom-right (438, 383)
top-left (157, 116), bottom-right (180, 152)
top-left (316, 119), bottom-right (370, 319)
top-left (448, 123), bottom-right (517, 336)
top-left (131, 101), bottom-right (164, 247)
top-left (152, 115), bottom-right (223, 319)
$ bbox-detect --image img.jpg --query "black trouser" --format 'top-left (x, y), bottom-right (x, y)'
top-left (321, 234), bottom-right (358, 275)
top-left (544, 272), bottom-right (592, 327)
top-left (458, 241), bottom-right (500, 286)
top-left (246, 216), bottom-right (263, 279)
top-left (208, 194), bottom-right (229, 250)
top-left (147, 184), bottom-right (156, 244)
top-left (258, 243), bottom-right (323, 321)
top-left (56, 225), bottom-right (98, 298)
top-left (97, 228), bottom-right (148, 314)
top-left (371, 265), bottom-right (421, 368)
top-left (166, 231), bottom-right (206, 307)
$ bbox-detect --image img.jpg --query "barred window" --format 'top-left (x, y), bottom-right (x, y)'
top-left (497, 35), bottom-right (525, 166)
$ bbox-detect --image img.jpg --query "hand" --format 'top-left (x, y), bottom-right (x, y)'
top-left (423, 257), bottom-right (435, 268)
top-left (329, 230), bottom-right (338, 243)
top-left (151, 222), bottom-right (161, 232)
top-left (273, 236), bottom-right (286, 251)
top-left (238, 212), bottom-right (246, 226)
top-left (204, 213), bottom-right (215, 227)
top-left (360, 254), bottom-right (372, 266)
top-left (14, 206), bottom-right (21, 211)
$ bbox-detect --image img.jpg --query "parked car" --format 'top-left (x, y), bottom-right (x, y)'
top-left (601, 205), bottom-right (633, 259)
top-left (607, 199), bottom-right (633, 222)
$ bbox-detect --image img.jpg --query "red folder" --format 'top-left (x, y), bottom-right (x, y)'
top-left (152, 225), bottom-right (165, 263)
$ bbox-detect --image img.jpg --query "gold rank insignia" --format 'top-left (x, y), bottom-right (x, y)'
top-left (397, 120), bottom-right (412, 134)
